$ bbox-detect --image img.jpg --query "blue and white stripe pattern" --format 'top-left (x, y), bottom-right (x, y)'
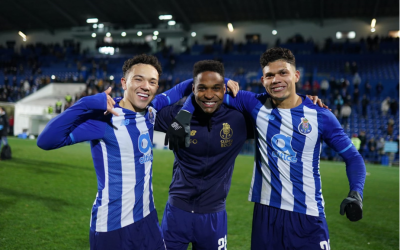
top-left (225, 91), bottom-right (352, 218)
top-left (90, 106), bottom-right (156, 232)
top-left (38, 79), bottom-right (195, 233)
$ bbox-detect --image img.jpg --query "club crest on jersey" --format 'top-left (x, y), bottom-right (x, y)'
top-left (271, 134), bottom-right (297, 163)
top-left (220, 123), bottom-right (233, 147)
top-left (148, 107), bottom-right (155, 124)
top-left (138, 132), bottom-right (153, 164)
top-left (190, 130), bottom-right (197, 144)
top-left (298, 117), bottom-right (312, 134)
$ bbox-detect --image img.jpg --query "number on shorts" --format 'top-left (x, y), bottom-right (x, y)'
top-left (218, 235), bottom-right (227, 250)
top-left (320, 239), bottom-right (330, 250)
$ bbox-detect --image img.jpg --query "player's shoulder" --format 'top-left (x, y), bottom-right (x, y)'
top-left (157, 104), bottom-right (182, 117)
top-left (302, 96), bottom-right (332, 115)
top-left (237, 90), bottom-right (266, 97)
top-left (220, 104), bottom-right (248, 125)
top-left (221, 103), bottom-right (245, 116)
top-left (236, 90), bottom-right (269, 103)
top-left (255, 92), bottom-right (270, 103)
top-left (171, 104), bottom-right (184, 114)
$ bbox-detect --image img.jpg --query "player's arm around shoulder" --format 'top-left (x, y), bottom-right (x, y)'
top-left (151, 79), bottom-right (194, 111)
top-left (224, 90), bottom-right (260, 114)
top-left (37, 91), bottom-right (110, 150)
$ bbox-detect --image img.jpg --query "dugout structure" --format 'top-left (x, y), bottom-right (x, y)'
top-left (14, 83), bottom-right (85, 136)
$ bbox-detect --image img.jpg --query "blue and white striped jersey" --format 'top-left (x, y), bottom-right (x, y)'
top-left (224, 91), bottom-right (364, 217)
top-left (88, 102), bottom-right (157, 232)
top-left (38, 79), bottom-right (193, 232)
top-left (182, 90), bottom-right (365, 218)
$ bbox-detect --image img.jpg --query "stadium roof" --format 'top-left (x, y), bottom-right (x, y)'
top-left (0, 0), bottom-right (398, 33)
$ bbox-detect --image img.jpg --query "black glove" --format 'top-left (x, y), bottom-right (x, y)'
top-left (164, 110), bottom-right (192, 151)
top-left (340, 190), bottom-right (363, 222)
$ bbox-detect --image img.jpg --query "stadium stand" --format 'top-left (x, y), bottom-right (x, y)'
top-left (0, 36), bottom-right (398, 165)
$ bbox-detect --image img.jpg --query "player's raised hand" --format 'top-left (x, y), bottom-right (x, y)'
top-left (164, 110), bottom-right (192, 151)
top-left (227, 80), bottom-right (239, 97)
top-left (307, 95), bottom-right (331, 110)
top-left (340, 190), bottom-right (363, 221)
top-left (103, 87), bottom-right (119, 116)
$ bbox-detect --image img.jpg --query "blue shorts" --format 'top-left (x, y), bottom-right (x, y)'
top-left (161, 202), bottom-right (228, 250)
top-left (251, 203), bottom-right (330, 250)
top-left (89, 209), bottom-right (165, 250)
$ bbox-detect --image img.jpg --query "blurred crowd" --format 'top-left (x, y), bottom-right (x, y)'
top-left (0, 37), bottom-right (398, 165)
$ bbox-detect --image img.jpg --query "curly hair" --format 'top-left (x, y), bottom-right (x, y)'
top-left (193, 60), bottom-right (224, 81)
top-left (260, 47), bottom-right (296, 68)
top-left (122, 54), bottom-right (162, 77)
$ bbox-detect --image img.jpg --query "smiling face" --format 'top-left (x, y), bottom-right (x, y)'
top-left (121, 63), bottom-right (159, 112)
top-left (193, 71), bottom-right (226, 114)
top-left (261, 60), bottom-right (300, 107)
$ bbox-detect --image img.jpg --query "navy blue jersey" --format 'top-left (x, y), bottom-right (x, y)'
top-left (155, 98), bottom-right (253, 213)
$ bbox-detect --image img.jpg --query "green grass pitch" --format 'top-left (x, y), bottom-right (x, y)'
top-left (0, 137), bottom-right (398, 250)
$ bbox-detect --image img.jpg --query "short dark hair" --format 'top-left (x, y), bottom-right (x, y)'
top-left (122, 54), bottom-right (162, 77)
top-left (193, 60), bottom-right (224, 81)
top-left (260, 47), bottom-right (296, 68)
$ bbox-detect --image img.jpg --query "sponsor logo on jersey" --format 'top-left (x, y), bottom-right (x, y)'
top-left (120, 119), bottom-right (130, 126)
top-left (138, 132), bottom-right (153, 164)
top-left (220, 123), bottom-right (233, 147)
top-left (148, 107), bottom-right (155, 124)
top-left (298, 117), bottom-right (312, 134)
top-left (271, 134), bottom-right (297, 163)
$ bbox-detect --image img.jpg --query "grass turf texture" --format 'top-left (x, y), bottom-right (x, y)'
top-left (0, 137), bottom-right (398, 250)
